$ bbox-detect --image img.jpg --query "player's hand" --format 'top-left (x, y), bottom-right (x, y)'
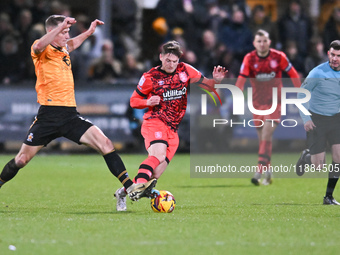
top-left (87, 19), bottom-right (104, 35)
top-left (62, 17), bottom-right (76, 29)
top-left (304, 120), bottom-right (316, 132)
top-left (147, 96), bottom-right (161, 106)
top-left (213, 65), bottom-right (228, 83)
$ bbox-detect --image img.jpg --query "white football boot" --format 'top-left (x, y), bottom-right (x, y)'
top-left (114, 187), bottom-right (127, 211)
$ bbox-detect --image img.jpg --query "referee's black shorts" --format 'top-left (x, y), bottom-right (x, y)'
top-left (23, 106), bottom-right (93, 146)
top-left (307, 111), bottom-right (340, 155)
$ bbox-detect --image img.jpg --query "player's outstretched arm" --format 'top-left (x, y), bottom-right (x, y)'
top-left (287, 66), bottom-right (301, 88)
top-left (67, 19), bottom-right (104, 53)
top-left (33, 17), bottom-right (76, 55)
top-left (212, 65), bottom-right (227, 83)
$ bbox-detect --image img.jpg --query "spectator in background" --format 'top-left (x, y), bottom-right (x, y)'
top-left (4, 0), bottom-right (30, 26)
top-left (16, 9), bottom-right (35, 81)
top-left (304, 37), bottom-right (328, 75)
top-left (16, 9), bottom-right (33, 56)
top-left (198, 29), bottom-right (224, 76)
top-left (323, 6), bottom-right (340, 51)
top-left (219, 8), bottom-right (253, 62)
top-left (278, 0), bottom-right (312, 59)
top-left (121, 53), bottom-right (145, 81)
top-left (205, 0), bottom-right (228, 35)
top-left (30, 0), bottom-right (48, 25)
top-left (70, 14), bottom-right (104, 81)
top-left (0, 13), bottom-right (18, 42)
top-left (156, 0), bottom-right (208, 54)
top-left (249, 4), bottom-right (278, 49)
top-left (317, 0), bottom-right (340, 34)
top-left (111, 0), bottom-right (139, 59)
top-left (49, 1), bottom-right (71, 17)
top-left (0, 35), bottom-right (26, 84)
top-left (285, 40), bottom-right (305, 78)
top-left (218, 49), bottom-right (240, 78)
top-left (88, 39), bottom-right (122, 83)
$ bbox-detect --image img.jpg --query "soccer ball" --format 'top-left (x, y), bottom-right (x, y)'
top-left (150, 190), bottom-right (176, 213)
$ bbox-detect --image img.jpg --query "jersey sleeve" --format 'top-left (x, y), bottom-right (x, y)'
top-left (278, 51), bottom-right (301, 87)
top-left (135, 73), bottom-right (153, 97)
top-left (279, 51), bottom-right (293, 73)
top-left (238, 54), bottom-right (251, 77)
top-left (184, 63), bottom-right (217, 91)
top-left (297, 71), bottom-right (318, 123)
top-left (235, 55), bottom-right (250, 91)
top-left (185, 63), bottom-right (202, 80)
top-left (130, 73), bottom-right (153, 109)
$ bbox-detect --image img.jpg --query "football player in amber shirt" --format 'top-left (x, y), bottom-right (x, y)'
top-left (114, 40), bottom-right (227, 211)
top-left (235, 29), bottom-right (301, 186)
top-left (0, 15), bottom-right (155, 203)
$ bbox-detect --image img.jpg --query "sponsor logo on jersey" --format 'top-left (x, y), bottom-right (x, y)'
top-left (162, 87), bottom-right (187, 101)
top-left (255, 72), bottom-right (276, 81)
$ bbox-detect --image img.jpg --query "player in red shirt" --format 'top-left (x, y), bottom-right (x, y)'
top-left (114, 40), bottom-right (227, 211)
top-left (235, 29), bottom-right (301, 186)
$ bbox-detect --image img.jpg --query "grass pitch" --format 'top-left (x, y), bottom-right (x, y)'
top-left (1, 153), bottom-right (340, 255)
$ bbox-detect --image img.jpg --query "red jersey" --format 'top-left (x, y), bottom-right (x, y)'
top-left (236, 49), bottom-right (300, 107)
top-left (131, 62), bottom-right (202, 131)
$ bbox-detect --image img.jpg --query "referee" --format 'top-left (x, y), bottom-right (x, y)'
top-left (296, 40), bottom-right (340, 205)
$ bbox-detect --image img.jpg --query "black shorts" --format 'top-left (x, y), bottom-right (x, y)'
top-left (307, 112), bottom-right (340, 155)
top-left (23, 106), bottom-right (93, 146)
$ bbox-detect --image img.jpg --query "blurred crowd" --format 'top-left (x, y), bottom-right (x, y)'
top-left (0, 0), bottom-right (339, 85)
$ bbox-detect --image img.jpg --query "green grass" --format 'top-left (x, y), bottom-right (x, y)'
top-left (1, 153), bottom-right (340, 255)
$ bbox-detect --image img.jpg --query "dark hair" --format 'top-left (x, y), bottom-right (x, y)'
top-left (45, 15), bottom-right (66, 30)
top-left (161, 40), bottom-right (183, 58)
top-left (255, 29), bottom-right (270, 39)
top-left (329, 40), bottom-right (340, 51)
top-left (252, 4), bottom-right (265, 13)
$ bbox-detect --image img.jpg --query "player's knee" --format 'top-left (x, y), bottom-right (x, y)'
top-left (153, 154), bottom-right (166, 164)
top-left (99, 137), bottom-right (114, 154)
top-left (15, 154), bottom-right (30, 168)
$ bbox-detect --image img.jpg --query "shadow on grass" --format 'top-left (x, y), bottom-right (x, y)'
top-left (251, 203), bottom-right (321, 206)
top-left (176, 184), bottom-right (251, 188)
top-left (64, 211), bottom-right (137, 215)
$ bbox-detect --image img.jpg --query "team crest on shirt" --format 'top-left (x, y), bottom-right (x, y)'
top-left (27, 133), bottom-right (33, 142)
top-left (254, 64), bottom-right (258, 69)
top-left (179, 72), bottom-right (188, 82)
top-left (158, 80), bottom-right (164, 85)
top-left (270, 60), bottom-right (278, 69)
top-left (155, 131), bottom-right (162, 139)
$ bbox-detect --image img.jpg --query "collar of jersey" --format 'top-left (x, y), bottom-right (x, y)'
top-left (256, 50), bottom-right (270, 59)
top-left (157, 65), bottom-right (176, 75)
top-left (50, 44), bottom-right (63, 52)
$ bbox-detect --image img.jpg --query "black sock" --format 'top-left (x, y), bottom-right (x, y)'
top-left (304, 153), bottom-right (311, 164)
top-left (0, 158), bottom-right (21, 187)
top-left (325, 161), bottom-right (340, 197)
top-left (103, 151), bottom-right (133, 189)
